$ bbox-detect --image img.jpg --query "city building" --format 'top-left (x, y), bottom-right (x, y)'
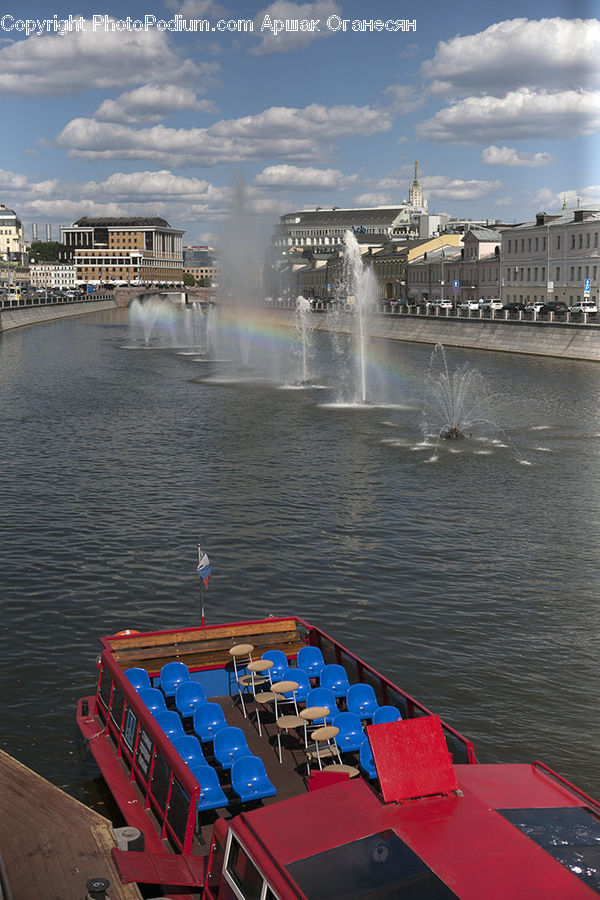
top-left (0, 204), bottom-right (25, 263)
top-left (272, 162), bottom-right (433, 255)
top-left (29, 263), bottom-right (77, 291)
top-left (501, 208), bottom-right (600, 306)
top-left (60, 216), bottom-right (184, 286)
top-left (182, 246), bottom-right (220, 286)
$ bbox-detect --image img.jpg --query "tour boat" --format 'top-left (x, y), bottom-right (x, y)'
top-left (77, 615), bottom-right (600, 899)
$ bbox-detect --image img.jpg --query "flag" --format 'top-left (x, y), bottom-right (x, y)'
top-left (196, 546), bottom-right (211, 589)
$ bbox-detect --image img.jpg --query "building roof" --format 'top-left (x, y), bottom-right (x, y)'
top-left (72, 216), bottom-right (173, 229)
top-left (465, 227), bottom-right (501, 242)
top-left (279, 207), bottom-right (411, 227)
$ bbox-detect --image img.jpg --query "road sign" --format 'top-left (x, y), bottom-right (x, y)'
top-left (584, 278), bottom-right (591, 292)
top-left (547, 281), bottom-right (554, 292)
top-left (453, 279), bottom-right (459, 293)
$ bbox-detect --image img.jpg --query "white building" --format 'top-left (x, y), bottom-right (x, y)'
top-left (0, 204), bottom-right (25, 262)
top-left (29, 263), bottom-right (77, 290)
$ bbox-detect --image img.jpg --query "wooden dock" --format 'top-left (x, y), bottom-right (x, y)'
top-left (0, 749), bottom-right (142, 900)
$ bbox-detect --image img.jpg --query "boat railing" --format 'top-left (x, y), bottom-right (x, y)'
top-left (296, 617), bottom-right (478, 764)
top-left (96, 648), bottom-right (201, 856)
top-left (533, 761), bottom-right (600, 816)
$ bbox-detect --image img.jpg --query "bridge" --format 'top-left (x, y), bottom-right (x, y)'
top-left (112, 286), bottom-right (213, 308)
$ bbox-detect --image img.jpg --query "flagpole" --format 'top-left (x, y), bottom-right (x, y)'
top-left (196, 542), bottom-right (211, 628)
top-left (199, 574), bottom-right (205, 628)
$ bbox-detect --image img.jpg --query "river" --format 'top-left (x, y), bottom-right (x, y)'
top-left (0, 305), bottom-right (598, 805)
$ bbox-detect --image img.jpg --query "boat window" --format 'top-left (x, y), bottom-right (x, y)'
top-left (499, 807), bottom-right (600, 894)
top-left (286, 830), bottom-right (459, 899)
top-left (225, 835), bottom-right (280, 900)
top-left (98, 667), bottom-right (112, 710)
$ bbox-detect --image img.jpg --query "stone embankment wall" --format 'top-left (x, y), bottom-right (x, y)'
top-left (257, 306), bottom-right (600, 362)
top-left (0, 299), bottom-right (118, 332)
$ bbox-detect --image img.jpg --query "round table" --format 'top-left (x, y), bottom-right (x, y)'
top-left (300, 705), bottom-right (331, 746)
top-left (275, 714), bottom-right (305, 763)
top-left (306, 724), bottom-right (341, 770)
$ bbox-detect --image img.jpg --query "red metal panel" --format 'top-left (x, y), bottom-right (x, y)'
top-left (367, 715), bottom-right (457, 803)
top-left (307, 770), bottom-right (349, 791)
top-left (112, 848), bottom-right (206, 886)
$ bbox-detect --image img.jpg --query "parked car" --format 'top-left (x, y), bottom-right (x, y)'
top-left (502, 302), bottom-right (528, 312)
top-left (570, 301), bottom-right (598, 314)
top-left (459, 300), bottom-right (480, 311)
top-left (525, 300), bottom-right (545, 312)
top-left (479, 298), bottom-right (503, 310)
top-left (540, 301), bottom-right (569, 315)
top-left (439, 300), bottom-right (455, 309)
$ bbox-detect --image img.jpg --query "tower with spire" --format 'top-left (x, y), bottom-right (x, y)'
top-left (408, 161), bottom-right (427, 211)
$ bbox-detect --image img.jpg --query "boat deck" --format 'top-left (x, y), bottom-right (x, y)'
top-left (193, 692), bottom-right (358, 848)
top-left (0, 748), bottom-right (142, 900)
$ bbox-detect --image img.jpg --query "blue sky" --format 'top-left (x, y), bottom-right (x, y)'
top-left (1, 0), bottom-right (599, 244)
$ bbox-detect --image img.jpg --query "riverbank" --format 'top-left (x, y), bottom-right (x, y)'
top-left (255, 305), bottom-right (600, 361)
top-left (0, 297), bottom-right (117, 332)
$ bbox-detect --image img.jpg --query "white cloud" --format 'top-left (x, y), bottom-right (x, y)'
top-left (383, 85), bottom-right (423, 113)
top-left (56, 102), bottom-right (393, 166)
top-left (251, 0), bottom-right (341, 55)
top-left (0, 22), bottom-right (208, 96)
top-left (482, 145), bottom-right (554, 168)
top-left (0, 168), bottom-right (57, 194)
top-left (422, 18), bottom-right (600, 96)
top-left (422, 176), bottom-right (503, 201)
top-left (352, 192), bottom-right (394, 206)
top-left (417, 89), bottom-right (600, 144)
top-left (255, 164), bottom-right (358, 189)
top-left (2, 167), bottom-right (284, 229)
top-left (531, 185), bottom-right (600, 210)
top-left (94, 84), bottom-right (217, 124)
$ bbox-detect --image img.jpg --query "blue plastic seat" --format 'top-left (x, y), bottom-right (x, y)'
top-left (296, 646), bottom-right (325, 680)
top-left (154, 710), bottom-right (186, 741)
top-left (231, 755), bottom-right (277, 804)
top-left (331, 712), bottom-right (365, 753)
top-left (124, 667), bottom-right (151, 692)
top-left (159, 661), bottom-right (191, 699)
top-left (346, 683), bottom-right (379, 721)
top-left (319, 664), bottom-right (351, 699)
top-left (175, 681), bottom-right (208, 719)
top-left (279, 667), bottom-right (311, 705)
top-left (138, 688), bottom-right (168, 716)
top-left (261, 650), bottom-right (288, 683)
top-left (213, 726), bottom-right (253, 771)
top-left (189, 763), bottom-right (228, 811)
top-left (359, 737), bottom-right (377, 779)
top-left (304, 687), bottom-right (337, 724)
top-left (171, 734), bottom-right (206, 768)
top-left (372, 705), bottom-right (402, 725)
top-left (193, 702), bottom-right (228, 743)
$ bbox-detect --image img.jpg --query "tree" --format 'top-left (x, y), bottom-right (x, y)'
top-left (28, 241), bottom-right (63, 262)
top-left (183, 272), bottom-right (195, 286)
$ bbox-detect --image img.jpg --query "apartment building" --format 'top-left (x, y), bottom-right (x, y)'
top-left (60, 216), bottom-right (184, 286)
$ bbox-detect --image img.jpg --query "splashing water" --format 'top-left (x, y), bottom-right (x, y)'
top-left (338, 230), bottom-right (378, 403)
top-left (422, 344), bottom-right (498, 442)
top-left (294, 296), bottom-right (315, 384)
top-left (129, 295), bottom-right (178, 347)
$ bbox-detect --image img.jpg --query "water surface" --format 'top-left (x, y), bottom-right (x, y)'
top-left (0, 307), bottom-right (598, 803)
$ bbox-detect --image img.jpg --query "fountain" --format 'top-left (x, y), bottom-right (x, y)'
top-left (421, 344), bottom-right (497, 442)
top-left (129, 295), bottom-right (179, 347)
top-left (337, 230), bottom-right (378, 404)
top-left (293, 296), bottom-right (316, 385)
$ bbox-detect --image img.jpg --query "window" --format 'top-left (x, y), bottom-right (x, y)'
top-left (535, 238), bottom-right (539, 251)
top-left (557, 235), bottom-right (561, 250)
top-left (225, 835), bottom-right (280, 900)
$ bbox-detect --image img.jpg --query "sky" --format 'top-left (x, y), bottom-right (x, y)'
top-left (1, 0), bottom-right (599, 246)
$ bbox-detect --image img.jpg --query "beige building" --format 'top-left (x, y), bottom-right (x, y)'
top-left (60, 216), bottom-right (184, 286)
top-left (501, 209), bottom-right (600, 306)
top-left (0, 204), bottom-right (25, 262)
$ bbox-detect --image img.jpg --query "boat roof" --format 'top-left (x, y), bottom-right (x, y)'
top-left (233, 763), bottom-right (600, 899)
